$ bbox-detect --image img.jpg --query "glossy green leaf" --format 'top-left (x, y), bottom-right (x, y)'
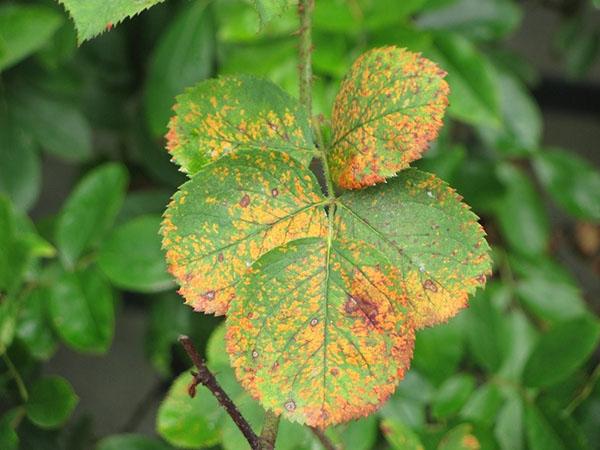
top-left (381, 418), bottom-right (424, 450)
top-left (430, 33), bottom-right (501, 128)
top-left (336, 169), bottom-right (491, 328)
top-left (495, 163), bottom-right (549, 256)
top-left (97, 434), bottom-right (172, 450)
top-left (161, 151), bottom-right (327, 315)
top-left (166, 75), bottom-right (316, 176)
top-left (533, 149), bottom-right (600, 221)
top-left (26, 376), bottom-right (78, 429)
top-left (432, 374), bottom-right (476, 419)
top-left (0, 110), bottom-right (41, 211)
top-left (58, 0), bottom-right (166, 43)
top-left (416, 0), bottom-right (522, 41)
top-left (49, 268), bottom-right (115, 353)
top-left (516, 276), bottom-right (587, 323)
top-left (329, 46), bottom-right (449, 189)
top-left (16, 287), bottom-right (58, 360)
top-left (156, 371), bottom-right (221, 448)
top-left (226, 238), bottom-right (415, 428)
top-left (56, 163), bottom-right (128, 268)
top-left (523, 316), bottom-right (600, 388)
top-left (438, 424), bottom-right (481, 450)
top-left (98, 215), bottom-right (173, 293)
top-left (0, 4), bottom-right (63, 71)
top-left (144, 0), bottom-right (215, 137)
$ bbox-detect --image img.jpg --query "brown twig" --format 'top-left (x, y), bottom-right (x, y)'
top-left (179, 335), bottom-right (261, 450)
top-left (310, 426), bottom-right (340, 450)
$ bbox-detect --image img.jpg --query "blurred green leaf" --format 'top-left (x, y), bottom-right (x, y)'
top-left (516, 276), bottom-right (587, 324)
top-left (523, 316), bottom-right (600, 388)
top-left (555, 15), bottom-right (600, 78)
top-left (495, 391), bottom-right (524, 450)
top-left (432, 374), bottom-right (476, 419)
top-left (479, 70), bottom-right (542, 155)
top-left (413, 318), bottom-right (465, 385)
top-left (0, 410), bottom-right (19, 450)
top-left (452, 159), bottom-right (505, 214)
top-left (144, 0), bottom-right (215, 137)
top-left (381, 418), bottom-right (424, 450)
top-left (498, 310), bottom-right (538, 382)
top-left (96, 434), bottom-right (172, 450)
top-left (16, 287), bottom-right (58, 360)
top-left (55, 163), bottom-right (128, 268)
top-left (533, 149), bottom-right (600, 221)
top-left (495, 163), bottom-right (549, 256)
top-left (416, 0), bottom-right (522, 41)
top-left (145, 293), bottom-right (191, 377)
top-left (26, 375), bottom-right (78, 429)
top-left (117, 189), bottom-right (172, 225)
top-left (10, 88), bottom-right (93, 163)
top-left (327, 416), bottom-right (378, 450)
top-left (429, 33), bottom-right (501, 128)
top-left (0, 111), bottom-right (41, 212)
top-left (461, 383), bottom-right (504, 427)
top-left (58, 0), bottom-right (166, 43)
top-left (525, 403), bottom-right (568, 450)
top-left (438, 423), bottom-right (480, 450)
top-left (49, 268), bottom-right (115, 353)
top-left (98, 215), bottom-right (173, 293)
top-left (380, 371), bottom-right (434, 428)
top-left (156, 370), bottom-right (221, 449)
top-left (248, 0), bottom-right (295, 27)
top-left (0, 4), bottom-right (63, 71)
top-left (0, 295), bottom-right (18, 356)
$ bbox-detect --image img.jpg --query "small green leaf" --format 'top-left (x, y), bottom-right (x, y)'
top-left (156, 371), bottom-right (221, 448)
top-left (336, 169), bottom-right (491, 328)
top-left (56, 163), bottom-right (128, 268)
top-left (381, 418), bottom-right (424, 450)
top-left (413, 320), bottom-right (464, 385)
top-left (26, 376), bottom-right (78, 429)
top-left (97, 434), bottom-right (172, 450)
top-left (166, 75), bottom-right (315, 176)
top-left (144, 0), bottom-right (215, 137)
top-left (0, 410), bottom-right (19, 450)
top-left (49, 268), bottom-right (115, 353)
top-left (329, 46), bottom-right (449, 189)
top-left (116, 189), bottom-right (172, 225)
top-left (495, 163), bottom-right (549, 256)
top-left (161, 151), bottom-right (326, 315)
top-left (430, 33), bottom-right (501, 128)
top-left (16, 287), bottom-right (58, 360)
top-left (247, 0), bottom-right (295, 27)
top-left (432, 374), bottom-right (476, 419)
top-left (58, 0), bottom-right (166, 43)
top-left (0, 4), bottom-right (63, 71)
top-left (497, 310), bottom-right (538, 382)
top-left (525, 403), bottom-right (566, 450)
top-left (495, 391), bottom-right (524, 450)
top-left (438, 423), bottom-right (480, 450)
top-left (533, 149), bottom-right (600, 221)
top-left (523, 316), bottom-right (600, 388)
top-left (98, 215), bottom-right (173, 293)
top-left (460, 383), bottom-right (504, 427)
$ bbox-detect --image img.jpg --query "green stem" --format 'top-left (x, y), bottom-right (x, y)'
top-left (564, 362), bottom-right (600, 415)
top-left (297, 0), bottom-right (313, 117)
top-left (259, 410), bottom-right (280, 450)
top-left (2, 353), bottom-right (28, 402)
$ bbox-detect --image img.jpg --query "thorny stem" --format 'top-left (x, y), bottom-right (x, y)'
top-left (178, 336), bottom-right (261, 450)
top-left (2, 353), bottom-right (28, 402)
top-left (259, 410), bottom-right (280, 450)
top-left (297, 0), bottom-right (314, 117)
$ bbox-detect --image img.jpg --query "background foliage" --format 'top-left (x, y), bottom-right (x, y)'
top-left (1, 0), bottom-right (600, 449)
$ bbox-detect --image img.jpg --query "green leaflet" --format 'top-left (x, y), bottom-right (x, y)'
top-left (248, 0), bottom-right (295, 27)
top-left (336, 169), bottom-right (491, 329)
top-left (161, 151), bottom-right (327, 316)
top-left (57, 0), bottom-right (166, 43)
top-left (329, 47), bottom-right (449, 189)
top-left (167, 75), bottom-right (317, 176)
top-left (226, 238), bottom-right (415, 428)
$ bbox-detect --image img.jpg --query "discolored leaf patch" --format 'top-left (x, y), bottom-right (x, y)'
top-left (161, 151), bottom-right (327, 315)
top-left (166, 75), bottom-right (316, 176)
top-left (335, 169), bottom-right (491, 328)
top-left (329, 47), bottom-right (449, 189)
top-left (226, 238), bottom-right (415, 428)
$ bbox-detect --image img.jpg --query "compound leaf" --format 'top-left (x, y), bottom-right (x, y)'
top-left (226, 238), bottom-right (415, 428)
top-left (58, 0), bottom-right (166, 43)
top-left (336, 169), bottom-right (491, 328)
top-left (167, 75), bottom-right (316, 176)
top-left (329, 47), bottom-right (449, 189)
top-left (161, 151), bottom-right (327, 315)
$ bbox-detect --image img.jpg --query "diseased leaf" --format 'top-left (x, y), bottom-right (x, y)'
top-left (381, 418), bottom-right (424, 450)
top-left (161, 151), bottom-right (327, 315)
top-left (226, 238), bottom-right (415, 428)
top-left (438, 424), bottom-right (481, 450)
top-left (166, 75), bottom-right (316, 176)
top-left (329, 47), bottom-right (449, 189)
top-left (335, 169), bottom-right (491, 328)
top-left (57, 0), bottom-right (166, 43)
